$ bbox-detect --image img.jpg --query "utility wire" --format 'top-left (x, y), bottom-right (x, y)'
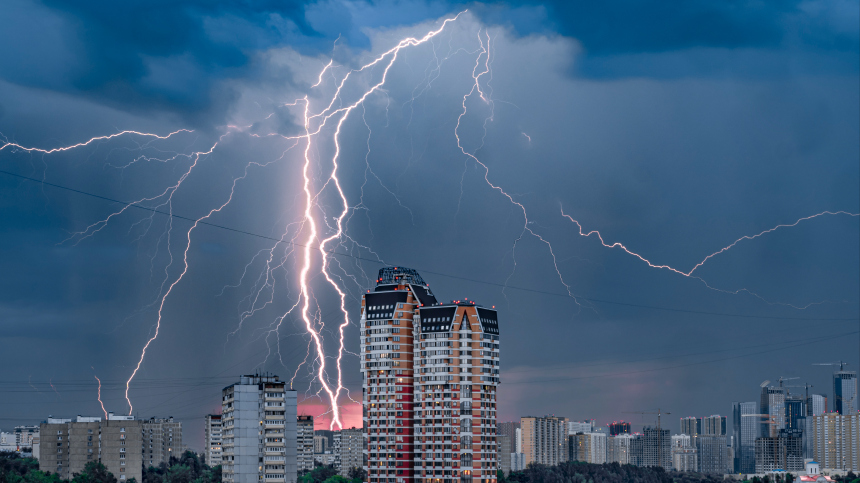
top-left (2, 168), bottom-right (857, 322)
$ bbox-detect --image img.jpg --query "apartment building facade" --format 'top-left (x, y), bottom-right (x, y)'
top-left (221, 374), bottom-right (297, 483)
top-left (204, 414), bottom-right (222, 467)
top-left (141, 417), bottom-right (182, 467)
top-left (360, 266), bottom-right (501, 483)
top-left (521, 416), bottom-right (568, 466)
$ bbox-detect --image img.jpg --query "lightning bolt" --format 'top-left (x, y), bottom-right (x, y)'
top-left (3, 10), bottom-right (855, 430)
top-left (95, 376), bottom-right (108, 419)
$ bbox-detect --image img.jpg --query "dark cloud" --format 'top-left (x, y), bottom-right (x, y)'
top-left (0, 2), bottom-right (857, 451)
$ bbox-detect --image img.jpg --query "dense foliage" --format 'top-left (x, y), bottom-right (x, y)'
top-left (0, 452), bottom-right (219, 483)
top-left (500, 462), bottom-right (860, 483)
top-left (297, 463), bottom-right (363, 483)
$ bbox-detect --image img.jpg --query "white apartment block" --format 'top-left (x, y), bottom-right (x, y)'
top-left (221, 374), bottom-right (297, 483)
top-left (204, 414), bottom-right (222, 467)
top-left (297, 415), bottom-right (314, 474)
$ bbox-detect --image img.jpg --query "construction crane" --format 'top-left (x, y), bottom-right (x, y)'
top-left (623, 409), bottom-right (671, 467)
top-left (814, 361), bottom-right (850, 371)
top-left (742, 413), bottom-right (781, 437)
top-left (777, 377), bottom-right (799, 387)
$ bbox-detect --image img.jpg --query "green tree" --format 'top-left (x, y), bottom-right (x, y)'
top-left (71, 462), bottom-right (117, 483)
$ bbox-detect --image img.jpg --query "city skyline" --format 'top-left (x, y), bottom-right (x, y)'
top-left (0, 0), bottom-right (858, 461)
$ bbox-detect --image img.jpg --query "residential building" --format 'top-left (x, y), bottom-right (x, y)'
top-left (672, 448), bottom-right (698, 472)
top-left (569, 421), bottom-right (593, 435)
top-left (609, 422), bottom-right (630, 436)
top-left (497, 433), bottom-right (512, 475)
top-left (334, 428), bottom-right (362, 477)
top-left (607, 434), bottom-right (639, 464)
top-left (314, 435), bottom-right (328, 454)
top-left (811, 412), bottom-right (860, 471)
top-left (297, 415), bottom-right (314, 474)
top-left (359, 267), bottom-right (501, 483)
top-left (522, 416), bottom-right (568, 466)
top-left (511, 453), bottom-right (525, 472)
top-left (761, 386), bottom-right (787, 437)
top-left (14, 426), bottom-right (39, 449)
top-left (497, 422), bottom-right (520, 454)
top-left (570, 433), bottom-right (606, 464)
top-left (733, 402), bottom-right (757, 474)
top-left (0, 431), bottom-right (17, 452)
top-left (204, 414), bottom-right (222, 467)
top-left (696, 436), bottom-right (728, 474)
top-left (754, 429), bottom-right (803, 473)
top-left (702, 415), bottom-right (727, 436)
top-left (314, 452), bottom-right (336, 466)
top-left (834, 370), bottom-right (858, 415)
top-left (38, 414), bottom-right (143, 482)
top-left (640, 426), bottom-right (671, 469)
top-left (680, 417), bottom-right (701, 437)
top-left (671, 434), bottom-right (691, 449)
top-left (221, 374), bottom-right (297, 483)
top-left (316, 430), bottom-right (335, 453)
top-left (141, 417), bottom-right (182, 468)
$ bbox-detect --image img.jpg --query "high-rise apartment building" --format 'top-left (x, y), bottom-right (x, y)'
top-left (701, 415), bottom-right (726, 436)
top-left (334, 428), bottom-right (363, 477)
top-left (141, 417), bottom-right (182, 467)
top-left (680, 417), bottom-right (701, 437)
top-left (297, 415), bottom-right (314, 474)
top-left (833, 369), bottom-right (858, 415)
top-left (497, 422), bottom-right (519, 456)
top-left (568, 421), bottom-right (593, 435)
top-left (204, 414), bottom-right (222, 467)
top-left (314, 435), bottom-right (328, 454)
top-left (608, 422), bottom-right (630, 436)
top-left (761, 386), bottom-right (786, 437)
top-left (607, 434), bottom-right (639, 465)
top-left (39, 414), bottom-right (143, 482)
top-left (521, 416), bottom-right (568, 466)
top-left (640, 427), bottom-right (671, 469)
top-left (221, 374), bottom-right (297, 483)
top-left (811, 413), bottom-right (860, 471)
top-left (696, 436), bottom-right (728, 474)
top-left (733, 402), bottom-right (757, 474)
top-left (359, 267), bottom-right (501, 483)
top-left (496, 434), bottom-right (511, 475)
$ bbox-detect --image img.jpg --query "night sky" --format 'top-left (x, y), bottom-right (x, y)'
top-left (1, 0), bottom-right (858, 451)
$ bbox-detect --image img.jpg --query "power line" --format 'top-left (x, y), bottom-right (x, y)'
top-left (2, 168), bottom-right (857, 322)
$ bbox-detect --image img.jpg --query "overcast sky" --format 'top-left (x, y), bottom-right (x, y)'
top-left (1, 0), bottom-right (858, 451)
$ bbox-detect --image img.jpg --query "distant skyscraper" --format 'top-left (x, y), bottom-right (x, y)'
top-left (807, 394), bottom-right (827, 416)
top-left (733, 402), bottom-right (757, 474)
top-left (521, 416), bottom-right (568, 466)
top-left (785, 396), bottom-right (806, 430)
top-left (833, 369), bottom-right (858, 415)
top-left (297, 415), bottom-right (314, 474)
top-left (221, 374), bottom-right (297, 483)
top-left (701, 415), bottom-right (727, 436)
top-left (761, 386), bottom-right (787, 437)
top-left (609, 422), bottom-right (631, 436)
top-left (204, 414), bottom-right (222, 467)
top-left (497, 433), bottom-right (512, 475)
top-left (680, 417), bottom-right (701, 437)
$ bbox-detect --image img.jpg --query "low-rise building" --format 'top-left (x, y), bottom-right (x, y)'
top-left (39, 414), bottom-right (143, 482)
